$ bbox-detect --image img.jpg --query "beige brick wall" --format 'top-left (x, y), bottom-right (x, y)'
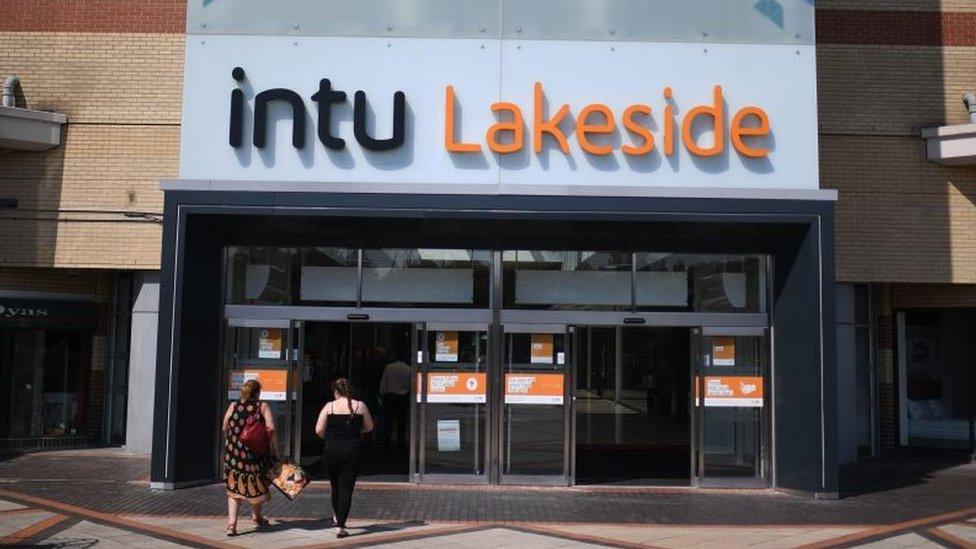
top-left (0, 266), bottom-right (99, 295)
top-left (0, 32), bottom-right (181, 270)
top-left (819, 44), bottom-right (976, 284)
top-left (818, 1), bottom-right (976, 11)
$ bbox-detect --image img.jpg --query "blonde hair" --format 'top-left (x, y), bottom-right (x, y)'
top-left (240, 379), bottom-right (262, 402)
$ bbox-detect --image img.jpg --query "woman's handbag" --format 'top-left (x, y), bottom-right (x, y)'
top-left (240, 413), bottom-right (269, 455)
top-left (266, 460), bottom-right (310, 500)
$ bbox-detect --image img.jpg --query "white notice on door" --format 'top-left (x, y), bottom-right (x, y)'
top-left (437, 420), bottom-right (461, 452)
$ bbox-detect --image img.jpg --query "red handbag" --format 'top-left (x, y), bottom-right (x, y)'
top-left (240, 411), bottom-right (269, 455)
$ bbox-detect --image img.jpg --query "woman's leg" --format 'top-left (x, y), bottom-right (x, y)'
top-left (227, 496), bottom-right (239, 526)
top-left (251, 501), bottom-right (263, 521)
top-left (334, 456), bottom-right (358, 528)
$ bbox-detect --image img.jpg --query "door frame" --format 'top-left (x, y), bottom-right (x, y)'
top-left (691, 326), bottom-right (771, 489)
top-left (415, 321), bottom-right (492, 485)
top-left (497, 323), bottom-right (573, 486)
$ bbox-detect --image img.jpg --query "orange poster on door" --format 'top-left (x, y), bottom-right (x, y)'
top-left (712, 336), bottom-right (735, 366)
top-left (435, 331), bottom-right (459, 362)
top-left (530, 333), bottom-right (554, 364)
top-left (505, 373), bottom-right (564, 405)
top-left (228, 369), bottom-right (288, 401)
top-left (426, 372), bottom-right (487, 403)
top-left (700, 376), bottom-right (763, 407)
top-left (258, 329), bottom-right (283, 359)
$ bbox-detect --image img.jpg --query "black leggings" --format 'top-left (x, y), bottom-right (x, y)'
top-left (323, 442), bottom-right (362, 527)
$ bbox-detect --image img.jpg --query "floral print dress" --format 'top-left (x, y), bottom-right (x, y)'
top-left (224, 400), bottom-right (271, 503)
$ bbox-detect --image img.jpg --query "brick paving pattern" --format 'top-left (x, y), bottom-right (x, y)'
top-left (0, 448), bottom-right (972, 547)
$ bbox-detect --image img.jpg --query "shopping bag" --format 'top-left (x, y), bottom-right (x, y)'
top-left (267, 460), bottom-right (310, 500)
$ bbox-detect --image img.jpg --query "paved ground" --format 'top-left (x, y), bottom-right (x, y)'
top-left (0, 448), bottom-right (973, 547)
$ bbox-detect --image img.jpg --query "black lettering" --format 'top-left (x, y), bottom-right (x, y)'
top-left (311, 78), bottom-right (347, 150)
top-left (253, 88), bottom-right (306, 149)
top-left (229, 67), bottom-right (246, 148)
top-left (353, 90), bottom-right (405, 151)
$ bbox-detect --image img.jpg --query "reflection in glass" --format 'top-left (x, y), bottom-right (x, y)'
top-left (225, 246), bottom-right (297, 305)
top-left (422, 330), bottom-right (487, 476)
top-left (0, 330), bottom-right (89, 439)
top-left (699, 335), bottom-right (763, 479)
top-left (503, 332), bottom-right (566, 477)
top-left (300, 247), bottom-right (358, 304)
top-left (362, 249), bottom-right (490, 308)
top-left (503, 251), bottom-right (632, 310)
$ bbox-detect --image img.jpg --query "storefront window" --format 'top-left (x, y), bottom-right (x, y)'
top-left (904, 310), bottom-right (976, 451)
top-left (300, 247), bottom-right (359, 305)
top-left (225, 246), bottom-right (297, 305)
top-left (361, 249), bottom-right (490, 308)
top-left (0, 329), bottom-right (90, 440)
top-left (637, 254), bottom-right (766, 313)
top-left (503, 251), bottom-right (632, 310)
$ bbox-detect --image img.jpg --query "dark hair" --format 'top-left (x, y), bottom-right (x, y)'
top-left (240, 379), bottom-right (261, 402)
top-left (331, 378), bottom-right (357, 416)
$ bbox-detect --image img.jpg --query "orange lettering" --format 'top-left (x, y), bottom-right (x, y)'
top-left (731, 106), bottom-right (771, 158)
top-left (663, 87), bottom-right (675, 156)
top-left (486, 102), bottom-right (524, 154)
top-left (444, 85), bottom-right (481, 153)
top-left (681, 85), bottom-right (725, 157)
top-left (533, 82), bottom-right (570, 154)
top-left (621, 104), bottom-right (654, 156)
top-left (576, 104), bottom-right (615, 156)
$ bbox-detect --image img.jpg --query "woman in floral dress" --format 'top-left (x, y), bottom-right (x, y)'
top-left (222, 379), bottom-right (277, 536)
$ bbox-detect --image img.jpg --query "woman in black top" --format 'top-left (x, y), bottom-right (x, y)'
top-left (315, 378), bottom-right (374, 538)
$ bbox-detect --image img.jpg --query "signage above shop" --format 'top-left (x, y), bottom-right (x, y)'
top-left (0, 298), bottom-right (96, 328)
top-left (180, 36), bottom-right (818, 191)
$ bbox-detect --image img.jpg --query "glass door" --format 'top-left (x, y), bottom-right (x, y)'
top-left (691, 327), bottom-right (769, 487)
top-left (415, 323), bottom-right (489, 483)
top-left (222, 320), bottom-right (298, 461)
top-left (500, 325), bottom-right (571, 485)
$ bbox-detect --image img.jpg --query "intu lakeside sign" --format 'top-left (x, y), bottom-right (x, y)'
top-left (229, 66), bottom-right (771, 160)
top-left (180, 36), bottom-right (818, 190)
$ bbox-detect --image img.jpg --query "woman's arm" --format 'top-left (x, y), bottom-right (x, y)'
top-left (359, 402), bottom-right (375, 433)
top-left (260, 403), bottom-right (280, 457)
top-left (221, 403), bottom-right (234, 435)
top-left (315, 404), bottom-right (329, 438)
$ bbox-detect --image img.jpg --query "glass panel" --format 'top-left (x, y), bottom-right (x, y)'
top-left (905, 310), bottom-right (975, 450)
top-left (362, 249), bottom-right (490, 308)
top-left (223, 326), bottom-right (293, 458)
top-left (637, 254), bottom-right (766, 313)
top-left (699, 335), bottom-right (763, 478)
top-left (422, 329), bottom-right (487, 475)
top-left (189, 0), bottom-right (813, 45)
top-left (0, 330), bottom-right (88, 440)
top-left (299, 247), bottom-right (359, 305)
top-left (503, 331), bottom-right (567, 477)
top-left (503, 250), bottom-right (632, 310)
top-left (225, 246), bottom-right (297, 305)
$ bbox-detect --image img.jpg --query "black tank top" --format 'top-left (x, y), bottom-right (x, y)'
top-left (325, 403), bottom-right (363, 444)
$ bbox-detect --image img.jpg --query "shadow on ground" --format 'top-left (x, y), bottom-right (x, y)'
top-left (840, 447), bottom-right (974, 497)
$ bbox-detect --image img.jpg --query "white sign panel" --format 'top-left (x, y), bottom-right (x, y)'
top-left (181, 35), bottom-right (817, 192)
top-left (436, 420), bottom-right (461, 452)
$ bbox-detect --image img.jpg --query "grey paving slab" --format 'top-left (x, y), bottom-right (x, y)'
top-left (0, 498), bottom-right (27, 512)
top-left (0, 509), bottom-right (54, 538)
top-left (40, 520), bottom-right (189, 549)
top-left (937, 522), bottom-right (976, 544)
top-left (375, 527), bottom-right (605, 548)
top-left (853, 533), bottom-right (943, 548)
